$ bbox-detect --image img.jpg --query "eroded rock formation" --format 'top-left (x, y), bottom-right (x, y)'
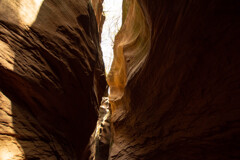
top-left (109, 0), bottom-right (240, 159)
top-left (91, 0), bottom-right (105, 41)
top-left (0, 0), bottom-right (239, 159)
top-left (0, 0), bottom-right (106, 159)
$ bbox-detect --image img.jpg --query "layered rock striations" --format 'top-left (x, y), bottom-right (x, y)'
top-left (0, 0), bottom-right (239, 159)
top-left (109, 0), bottom-right (240, 159)
top-left (0, 0), bottom-right (106, 159)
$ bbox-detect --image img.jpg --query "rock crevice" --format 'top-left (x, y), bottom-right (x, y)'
top-left (0, 0), bottom-right (239, 159)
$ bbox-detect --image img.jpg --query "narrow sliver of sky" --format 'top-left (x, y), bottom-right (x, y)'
top-left (100, 0), bottom-right (123, 74)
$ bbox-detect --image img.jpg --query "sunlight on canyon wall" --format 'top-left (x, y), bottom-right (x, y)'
top-left (0, 1), bottom-right (44, 157)
top-left (0, 1), bottom-right (45, 157)
top-left (107, 0), bottom-right (151, 112)
top-left (0, 42), bottom-right (15, 71)
top-left (0, 1), bottom-right (92, 159)
top-left (0, 93), bottom-right (24, 160)
top-left (0, 0), bottom-right (44, 26)
top-left (0, 0), bottom-right (44, 72)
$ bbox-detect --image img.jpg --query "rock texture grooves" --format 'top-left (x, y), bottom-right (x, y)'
top-left (0, 0), bottom-right (106, 159)
top-left (92, 97), bottom-right (112, 160)
top-left (91, 0), bottom-right (105, 41)
top-left (110, 0), bottom-right (240, 159)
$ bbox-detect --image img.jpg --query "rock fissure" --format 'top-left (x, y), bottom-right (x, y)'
top-left (0, 0), bottom-right (239, 159)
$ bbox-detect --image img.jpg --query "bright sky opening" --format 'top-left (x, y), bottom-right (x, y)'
top-left (100, 0), bottom-right (123, 74)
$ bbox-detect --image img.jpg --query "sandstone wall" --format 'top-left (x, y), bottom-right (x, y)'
top-left (0, 0), bottom-right (106, 159)
top-left (110, 0), bottom-right (240, 159)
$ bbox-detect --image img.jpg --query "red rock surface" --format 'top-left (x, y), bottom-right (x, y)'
top-left (109, 0), bottom-right (240, 159)
top-left (0, 0), bottom-right (106, 159)
top-left (0, 0), bottom-right (240, 159)
top-left (91, 0), bottom-right (105, 41)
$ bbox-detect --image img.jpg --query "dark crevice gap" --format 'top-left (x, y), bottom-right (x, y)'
top-left (89, 0), bottom-right (123, 159)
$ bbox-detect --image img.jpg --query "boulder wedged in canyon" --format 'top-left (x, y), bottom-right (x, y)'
top-left (109, 0), bottom-right (240, 159)
top-left (0, 0), bottom-right (106, 159)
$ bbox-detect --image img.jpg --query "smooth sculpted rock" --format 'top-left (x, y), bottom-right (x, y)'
top-left (0, 0), bottom-right (106, 159)
top-left (109, 0), bottom-right (240, 159)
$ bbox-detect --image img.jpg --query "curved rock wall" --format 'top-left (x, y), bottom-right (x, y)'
top-left (106, 0), bottom-right (151, 117)
top-left (0, 0), bottom-right (106, 159)
top-left (110, 0), bottom-right (240, 159)
top-left (91, 0), bottom-right (105, 39)
top-left (1, 0), bottom-right (239, 159)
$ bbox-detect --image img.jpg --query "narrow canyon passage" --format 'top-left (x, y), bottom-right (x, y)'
top-left (0, 0), bottom-right (239, 160)
top-left (91, 0), bottom-right (123, 159)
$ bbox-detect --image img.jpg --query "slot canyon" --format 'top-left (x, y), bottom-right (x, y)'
top-left (0, 0), bottom-right (239, 159)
